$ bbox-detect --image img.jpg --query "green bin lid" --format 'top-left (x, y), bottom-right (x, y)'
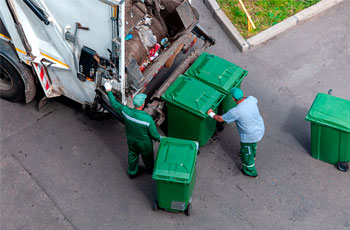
top-left (305, 93), bottom-right (350, 132)
top-left (185, 52), bottom-right (248, 93)
top-left (153, 137), bottom-right (198, 183)
top-left (162, 75), bottom-right (224, 118)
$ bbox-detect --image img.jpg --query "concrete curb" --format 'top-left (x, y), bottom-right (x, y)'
top-left (247, 15), bottom-right (298, 48)
top-left (214, 9), bottom-right (249, 53)
top-left (203, 0), bottom-right (344, 53)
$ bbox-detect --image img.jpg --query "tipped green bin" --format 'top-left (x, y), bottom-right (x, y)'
top-left (305, 93), bottom-right (350, 171)
top-left (162, 75), bottom-right (225, 146)
top-left (185, 52), bottom-right (248, 114)
top-left (153, 137), bottom-right (198, 214)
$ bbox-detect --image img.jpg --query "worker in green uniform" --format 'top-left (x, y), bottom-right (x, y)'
top-left (104, 81), bottom-right (161, 179)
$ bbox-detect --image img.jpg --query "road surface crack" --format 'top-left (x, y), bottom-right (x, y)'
top-left (36, 108), bottom-right (59, 122)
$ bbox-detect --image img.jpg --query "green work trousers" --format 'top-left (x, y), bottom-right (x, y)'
top-left (127, 138), bottom-right (154, 175)
top-left (240, 142), bottom-right (258, 177)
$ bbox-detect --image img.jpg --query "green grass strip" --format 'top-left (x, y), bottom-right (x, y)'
top-left (217, 0), bottom-right (320, 39)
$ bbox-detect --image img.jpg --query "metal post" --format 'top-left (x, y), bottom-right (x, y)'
top-left (120, 2), bottom-right (126, 104)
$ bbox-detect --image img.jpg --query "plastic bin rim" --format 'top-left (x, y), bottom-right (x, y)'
top-left (305, 93), bottom-right (350, 132)
top-left (162, 92), bottom-right (225, 119)
top-left (305, 116), bottom-right (350, 133)
top-left (185, 71), bottom-right (248, 94)
top-left (152, 176), bottom-right (192, 184)
top-left (153, 137), bottom-right (198, 183)
top-left (163, 99), bottom-right (207, 118)
top-left (185, 52), bottom-right (248, 92)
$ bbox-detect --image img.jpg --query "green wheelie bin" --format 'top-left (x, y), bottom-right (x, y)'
top-left (305, 93), bottom-right (350, 172)
top-left (184, 52), bottom-right (248, 114)
top-left (152, 137), bottom-right (198, 215)
top-left (162, 75), bottom-right (225, 146)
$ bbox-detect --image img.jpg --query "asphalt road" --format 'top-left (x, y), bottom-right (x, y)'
top-left (1, 1), bottom-right (350, 230)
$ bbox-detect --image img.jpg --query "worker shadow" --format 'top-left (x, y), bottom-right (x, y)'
top-left (283, 105), bottom-right (311, 153)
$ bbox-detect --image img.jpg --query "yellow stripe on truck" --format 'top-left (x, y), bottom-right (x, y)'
top-left (15, 48), bottom-right (26, 54)
top-left (1, 32), bottom-right (69, 68)
top-left (40, 52), bottom-right (70, 68)
top-left (0, 33), bottom-right (11, 40)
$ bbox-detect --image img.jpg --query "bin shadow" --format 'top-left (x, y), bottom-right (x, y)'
top-left (132, 170), bottom-right (157, 207)
top-left (282, 105), bottom-right (311, 154)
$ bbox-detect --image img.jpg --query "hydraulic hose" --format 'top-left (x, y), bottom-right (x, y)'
top-left (23, 0), bottom-right (50, 25)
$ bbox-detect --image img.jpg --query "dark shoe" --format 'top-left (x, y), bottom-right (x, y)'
top-left (139, 166), bottom-right (153, 174)
top-left (145, 168), bottom-right (154, 174)
top-left (241, 169), bottom-right (258, 178)
top-left (128, 172), bottom-right (138, 179)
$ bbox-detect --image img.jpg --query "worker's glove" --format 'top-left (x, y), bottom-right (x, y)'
top-left (104, 81), bottom-right (112, 92)
top-left (208, 112), bottom-right (216, 118)
top-left (207, 109), bottom-right (216, 118)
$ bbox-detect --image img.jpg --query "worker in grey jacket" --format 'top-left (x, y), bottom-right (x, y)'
top-left (207, 88), bottom-right (264, 178)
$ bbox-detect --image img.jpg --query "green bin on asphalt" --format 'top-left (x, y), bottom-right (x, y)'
top-left (153, 137), bottom-right (198, 214)
top-left (184, 52), bottom-right (248, 114)
top-left (305, 93), bottom-right (350, 171)
top-left (162, 75), bottom-right (225, 146)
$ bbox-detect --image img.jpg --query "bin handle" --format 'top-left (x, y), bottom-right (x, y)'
top-left (212, 94), bottom-right (225, 108)
top-left (234, 71), bottom-right (248, 84)
top-left (220, 69), bottom-right (248, 85)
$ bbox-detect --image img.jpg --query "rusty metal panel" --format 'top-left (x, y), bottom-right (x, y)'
top-left (176, 1), bottom-right (196, 29)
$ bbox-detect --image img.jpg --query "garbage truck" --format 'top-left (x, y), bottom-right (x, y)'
top-left (0, 0), bottom-right (215, 123)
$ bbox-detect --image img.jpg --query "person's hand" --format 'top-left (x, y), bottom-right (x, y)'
top-left (207, 109), bottom-right (214, 116)
top-left (207, 109), bottom-right (217, 119)
top-left (104, 81), bottom-right (112, 92)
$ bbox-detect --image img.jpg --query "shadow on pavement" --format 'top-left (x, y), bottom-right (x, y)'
top-left (54, 95), bottom-right (158, 208)
top-left (215, 128), bottom-right (242, 172)
top-left (283, 105), bottom-right (311, 154)
top-left (132, 170), bottom-right (157, 208)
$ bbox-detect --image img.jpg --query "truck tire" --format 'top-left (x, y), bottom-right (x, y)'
top-left (0, 56), bottom-right (25, 102)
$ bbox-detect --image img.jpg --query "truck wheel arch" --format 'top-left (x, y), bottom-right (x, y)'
top-left (0, 39), bottom-right (36, 103)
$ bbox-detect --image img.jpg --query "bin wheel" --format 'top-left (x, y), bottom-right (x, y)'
top-left (336, 162), bottom-right (349, 172)
top-left (152, 200), bottom-right (158, 211)
top-left (185, 203), bottom-right (191, 216)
